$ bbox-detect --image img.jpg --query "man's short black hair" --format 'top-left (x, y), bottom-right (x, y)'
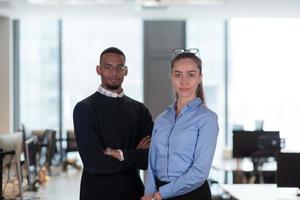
top-left (100, 47), bottom-right (126, 64)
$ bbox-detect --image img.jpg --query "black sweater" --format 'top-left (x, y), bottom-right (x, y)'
top-left (73, 92), bottom-right (153, 175)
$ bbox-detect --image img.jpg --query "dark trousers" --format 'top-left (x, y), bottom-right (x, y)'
top-left (80, 169), bottom-right (144, 200)
top-left (156, 179), bottom-right (211, 200)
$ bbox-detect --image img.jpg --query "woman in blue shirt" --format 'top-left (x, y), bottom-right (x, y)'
top-left (141, 49), bottom-right (219, 200)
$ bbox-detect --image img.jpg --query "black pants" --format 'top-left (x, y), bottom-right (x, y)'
top-left (156, 179), bottom-right (211, 200)
top-left (80, 169), bottom-right (144, 200)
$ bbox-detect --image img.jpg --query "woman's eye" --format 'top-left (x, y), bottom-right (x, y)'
top-left (188, 73), bottom-right (195, 78)
top-left (174, 74), bottom-right (181, 78)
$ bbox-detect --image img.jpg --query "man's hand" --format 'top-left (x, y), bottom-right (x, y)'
top-left (103, 134), bottom-right (151, 161)
top-left (136, 135), bottom-right (151, 149)
top-left (103, 148), bottom-right (121, 160)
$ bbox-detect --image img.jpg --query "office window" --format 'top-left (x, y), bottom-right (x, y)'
top-left (19, 19), bottom-right (60, 130)
top-left (62, 18), bottom-right (143, 130)
top-left (186, 20), bottom-right (226, 162)
top-left (229, 18), bottom-right (300, 150)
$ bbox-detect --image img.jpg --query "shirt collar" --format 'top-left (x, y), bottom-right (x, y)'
top-left (97, 85), bottom-right (124, 98)
top-left (167, 97), bottom-right (202, 112)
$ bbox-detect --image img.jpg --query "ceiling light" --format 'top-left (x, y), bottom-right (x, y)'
top-left (27, 0), bottom-right (127, 6)
top-left (137, 0), bottom-right (224, 6)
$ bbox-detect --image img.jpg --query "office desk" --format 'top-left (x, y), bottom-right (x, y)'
top-left (221, 184), bottom-right (300, 200)
top-left (212, 158), bottom-right (276, 183)
top-left (213, 158), bottom-right (276, 172)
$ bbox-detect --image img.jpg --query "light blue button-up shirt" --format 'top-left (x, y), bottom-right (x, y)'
top-left (145, 98), bottom-right (219, 199)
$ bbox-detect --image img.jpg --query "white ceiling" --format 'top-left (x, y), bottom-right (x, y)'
top-left (1, 0), bottom-right (300, 19)
top-left (0, 0), bottom-right (225, 6)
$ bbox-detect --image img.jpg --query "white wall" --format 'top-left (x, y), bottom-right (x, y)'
top-left (0, 16), bottom-right (12, 133)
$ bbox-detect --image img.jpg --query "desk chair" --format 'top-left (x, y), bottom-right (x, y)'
top-left (62, 130), bottom-right (81, 171)
top-left (38, 129), bottom-right (56, 175)
top-left (24, 136), bottom-right (39, 191)
top-left (20, 125), bottom-right (39, 191)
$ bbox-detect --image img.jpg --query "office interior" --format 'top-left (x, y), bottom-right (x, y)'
top-left (1, 0), bottom-right (300, 199)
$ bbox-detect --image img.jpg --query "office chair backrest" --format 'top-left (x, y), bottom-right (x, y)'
top-left (66, 130), bottom-right (78, 152)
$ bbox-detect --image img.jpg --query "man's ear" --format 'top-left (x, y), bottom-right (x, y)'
top-left (96, 65), bottom-right (101, 76)
top-left (124, 67), bottom-right (128, 76)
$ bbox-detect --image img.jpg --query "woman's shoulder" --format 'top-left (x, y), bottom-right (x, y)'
top-left (199, 105), bottom-right (218, 121)
top-left (154, 110), bottom-right (169, 122)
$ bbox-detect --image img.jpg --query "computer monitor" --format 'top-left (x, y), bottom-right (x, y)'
top-left (277, 152), bottom-right (300, 189)
top-left (232, 130), bottom-right (280, 158)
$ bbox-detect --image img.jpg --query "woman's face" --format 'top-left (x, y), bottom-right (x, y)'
top-left (171, 58), bottom-right (202, 99)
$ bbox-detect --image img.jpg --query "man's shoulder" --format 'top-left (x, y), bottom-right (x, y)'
top-left (74, 92), bottom-right (99, 110)
top-left (124, 95), bottom-right (147, 107)
top-left (123, 95), bottom-right (152, 115)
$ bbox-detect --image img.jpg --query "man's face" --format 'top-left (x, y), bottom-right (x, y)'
top-left (96, 53), bottom-right (127, 92)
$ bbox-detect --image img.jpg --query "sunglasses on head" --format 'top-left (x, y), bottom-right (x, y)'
top-left (172, 48), bottom-right (200, 57)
